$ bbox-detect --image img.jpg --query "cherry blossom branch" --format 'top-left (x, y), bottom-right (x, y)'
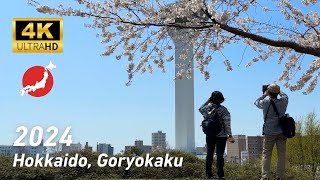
top-left (28, 0), bottom-right (320, 93)
top-left (202, 8), bottom-right (320, 57)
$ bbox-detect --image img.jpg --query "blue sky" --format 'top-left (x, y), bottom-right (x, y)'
top-left (0, 1), bottom-right (319, 154)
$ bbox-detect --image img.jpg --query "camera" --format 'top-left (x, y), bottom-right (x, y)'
top-left (262, 84), bottom-right (269, 93)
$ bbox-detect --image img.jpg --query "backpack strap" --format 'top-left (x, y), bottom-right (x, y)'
top-left (212, 104), bottom-right (226, 134)
top-left (208, 104), bottom-right (219, 118)
top-left (264, 102), bottom-right (272, 123)
top-left (270, 100), bottom-right (280, 117)
top-left (263, 102), bottom-right (272, 135)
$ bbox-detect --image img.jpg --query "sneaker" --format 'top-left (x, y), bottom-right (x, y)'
top-left (217, 177), bottom-right (226, 180)
top-left (276, 178), bottom-right (282, 180)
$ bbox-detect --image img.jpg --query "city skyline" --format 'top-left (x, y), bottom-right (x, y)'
top-left (1, 133), bottom-right (266, 167)
top-left (0, 133), bottom-right (266, 155)
top-left (0, 131), bottom-right (273, 154)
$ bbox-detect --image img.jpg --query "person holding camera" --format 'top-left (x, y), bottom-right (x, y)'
top-left (199, 91), bottom-right (234, 180)
top-left (254, 84), bottom-right (289, 180)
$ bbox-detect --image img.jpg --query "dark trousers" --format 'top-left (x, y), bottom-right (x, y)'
top-left (206, 136), bottom-right (227, 178)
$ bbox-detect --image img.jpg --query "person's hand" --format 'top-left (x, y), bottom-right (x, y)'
top-left (207, 97), bottom-right (211, 103)
top-left (263, 89), bottom-right (269, 96)
top-left (227, 135), bottom-right (235, 143)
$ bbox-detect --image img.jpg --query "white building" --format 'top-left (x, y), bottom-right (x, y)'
top-left (227, 135), bottom-right (247, 164)
top-left (97, 143), bottom-right (114, 155)
top-left (195, 146), bottom-right (206, 155)
top-left (0, 143), bottom-right (45, 157)
top-left (166, 3), bottom-right (208, 152)
top-left (152, 131), bottom-right (166, 150)
top-left (241, 150), bottom-right (249, 165)
top-left (170, 29), bottom-right (195, 152)
top-left (196, 154), bottom-right (207, 160)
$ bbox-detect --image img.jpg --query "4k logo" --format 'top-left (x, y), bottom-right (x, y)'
top-left (12, 18), bottom-right (63, 53)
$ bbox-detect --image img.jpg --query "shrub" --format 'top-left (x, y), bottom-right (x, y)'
top-left (0, 149), bottom-right (318, 180)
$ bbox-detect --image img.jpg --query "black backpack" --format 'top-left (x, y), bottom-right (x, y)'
top-left (201, 105), bottom-right (223, 137)
top-left (270, 101), bottom-right (296, 138)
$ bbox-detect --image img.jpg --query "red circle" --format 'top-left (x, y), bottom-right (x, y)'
top-left (22, 66), bottom-right (54, 97)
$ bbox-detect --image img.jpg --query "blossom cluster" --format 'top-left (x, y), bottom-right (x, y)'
top-left (28, 0), bottom-right (320, 93)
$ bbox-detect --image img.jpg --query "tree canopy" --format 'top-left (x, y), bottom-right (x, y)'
top-left (28, 0), bottom-right (320, 94)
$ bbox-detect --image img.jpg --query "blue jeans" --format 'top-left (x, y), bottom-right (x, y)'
top-left (206, 136), bottom-right (227, 178)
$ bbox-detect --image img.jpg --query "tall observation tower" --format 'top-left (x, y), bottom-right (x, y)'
top-left (166, 2), bottom-right (208, 152)
top-left (169, 28), bottom-right (196, 151)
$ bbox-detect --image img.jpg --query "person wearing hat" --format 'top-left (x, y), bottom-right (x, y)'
top-left (254, 84), bottom-right (289, 180)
